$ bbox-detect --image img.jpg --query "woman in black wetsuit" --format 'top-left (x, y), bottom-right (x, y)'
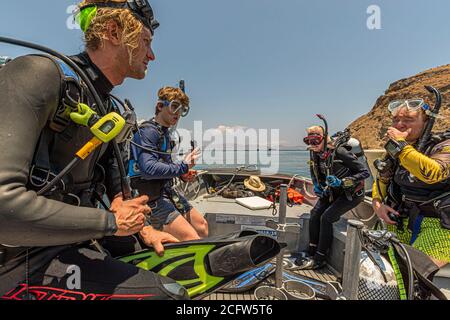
top-left (295, 125), bottom-right (370, 270)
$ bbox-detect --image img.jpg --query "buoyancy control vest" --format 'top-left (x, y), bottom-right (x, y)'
top-left (310, 132), bottom-right (372, 197)
top-left (28, 53), bottom-right (118, 206)
top-left (387, 134), bottom-right (450, 229)
top-left (129, 119), bottom-right (176, 202)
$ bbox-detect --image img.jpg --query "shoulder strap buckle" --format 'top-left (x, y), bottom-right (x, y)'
top-left (29, 166), bottom-right (67, 194)
top-left (28, 165), bottom-right (51, 189)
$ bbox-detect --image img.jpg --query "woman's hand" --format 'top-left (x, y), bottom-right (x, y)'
top-left (386, 127), bottom-right (411, 141)
top-left (372, 198), bottom-right (400, 225)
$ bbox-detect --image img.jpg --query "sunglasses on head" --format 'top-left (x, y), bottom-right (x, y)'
top-left (303, 134), bottom-right (324, 146)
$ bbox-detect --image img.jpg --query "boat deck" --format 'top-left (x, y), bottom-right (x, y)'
top-left (179, 174), bottom-right (342, 300)
top-left (202, 266), bottom-right (337, 300)
top-left (191, 194), bottom-right (313, 219)
top-left (190, 193), bottom-right (338, 300)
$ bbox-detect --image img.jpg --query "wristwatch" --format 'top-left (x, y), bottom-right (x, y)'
top-left (384, 139), bottom-right (408, 159)
top-left (341, 177), bottom-right (355, 189)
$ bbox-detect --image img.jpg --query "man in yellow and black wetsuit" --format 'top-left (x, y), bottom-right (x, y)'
top-left (372, 99), bottom-right (449, 267)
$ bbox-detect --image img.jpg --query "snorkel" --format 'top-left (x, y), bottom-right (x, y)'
top-left (417, 86), bottom-right (442, 153)
top-left (178, 79), bottom-right (196, 151)
top-left (316, 114), bottom-right (329, 154)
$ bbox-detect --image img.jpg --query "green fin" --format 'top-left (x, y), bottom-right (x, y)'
top-left (120, 232), bottom-right (282, 299)
top-left (121, 244), bottom-right (224, 299)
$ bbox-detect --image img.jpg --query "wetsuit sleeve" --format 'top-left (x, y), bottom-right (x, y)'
top-left (335, 147), bottom-right (370, 182)
top-left (398, 140), bottom-right (450, 184)
top-left (0, 56), bottom-right (117, 246)
top-left (136, 128), bottom-right (189, 179)
top-left (371, 179), bottom-right (388, 201)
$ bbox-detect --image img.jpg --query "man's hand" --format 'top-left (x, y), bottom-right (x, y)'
top-left (183, 147), bottom-right (201, 169)
top-left (110, 194), bottom-right (151, 236)
top-left (326, 175), bottom-right (342, 188)
top-left (372, 198), bottom-right (400, 225)
top-left (386, 127), bottom-right (411, 141)
top-left (313, 183), bottom-right (328, 198)
top-left (140, 226), bottom-right (180, 257)
top-left (180, 170), bottom-right (197, 183)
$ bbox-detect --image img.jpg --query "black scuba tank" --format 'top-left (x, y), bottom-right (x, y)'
top-left (331, 130), bottom-right (373, 193)
top-left (344, 137), bottom-right (374, 193)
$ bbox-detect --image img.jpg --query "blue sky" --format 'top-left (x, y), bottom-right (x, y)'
top-left (2, 0), bottom-right (450, 146)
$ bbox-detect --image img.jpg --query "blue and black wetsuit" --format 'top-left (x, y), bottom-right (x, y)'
top-left (131, 120), bottom-right (192, 230)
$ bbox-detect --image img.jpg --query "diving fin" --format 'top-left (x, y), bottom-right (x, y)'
top-left (119, 231), bottom-right (282, 299)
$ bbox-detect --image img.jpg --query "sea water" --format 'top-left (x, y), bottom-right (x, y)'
top-left (195, 150), bottom-right (311, 177)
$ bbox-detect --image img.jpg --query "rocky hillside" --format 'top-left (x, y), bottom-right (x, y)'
top-left (348, 64), bottom-right (450, 149)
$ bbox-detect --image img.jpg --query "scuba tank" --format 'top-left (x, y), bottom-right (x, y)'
top-left (358, 251), bottom-right (400, 300)
top-left (331, 129), bottom-right (374, 193)
top-left (344, 137), bottom-right (373, 193)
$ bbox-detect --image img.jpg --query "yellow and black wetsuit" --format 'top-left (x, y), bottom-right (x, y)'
top-left (372, 138), bottom-right (450, 263)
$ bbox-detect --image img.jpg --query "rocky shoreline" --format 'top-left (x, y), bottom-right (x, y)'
top-left (348, 64), bottom-right (450, 149)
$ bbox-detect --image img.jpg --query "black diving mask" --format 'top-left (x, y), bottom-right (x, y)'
top-left (76, 0), bottom-right (160, 35)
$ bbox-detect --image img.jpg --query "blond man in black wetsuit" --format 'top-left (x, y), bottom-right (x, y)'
top-left (0, 1), bottom-right (187, 300)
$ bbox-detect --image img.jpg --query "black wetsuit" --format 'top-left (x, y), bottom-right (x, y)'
top-left (308, 146), bottom-right (370, 261)
top-left (0, 54), bottom-right (187, 300)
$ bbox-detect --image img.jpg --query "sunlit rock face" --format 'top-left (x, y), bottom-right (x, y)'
top-left (348, 64), bottom-right (450, 149)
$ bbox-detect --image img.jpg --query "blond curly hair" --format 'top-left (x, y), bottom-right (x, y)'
top-left (306, 126), bottom-right (325, 136)
top-left (78, 0), bottom-right (144, 64)
top-left (156, 87), bottom-right (190, 115)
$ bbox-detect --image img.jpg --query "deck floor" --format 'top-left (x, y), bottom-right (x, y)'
top-left (202, 266), bottom-right (337, 300)
top-left (192, 195), bottom-right (313, 219)
top-left (188, 188), bottom-right (338, 300)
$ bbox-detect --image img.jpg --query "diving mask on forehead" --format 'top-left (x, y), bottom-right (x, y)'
top-left (75, 0), bottom-right (160, 34)
top-left (158, 100), bottom-right (190, 117)
top-left (387, 99), bottom-right (430, 115)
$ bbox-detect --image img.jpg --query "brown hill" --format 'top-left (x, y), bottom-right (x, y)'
top-left (348, 64), bottom-right (450, 149)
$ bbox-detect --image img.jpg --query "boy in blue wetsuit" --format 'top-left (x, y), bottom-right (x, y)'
top-left (130, 87), bottom-right (208, 241)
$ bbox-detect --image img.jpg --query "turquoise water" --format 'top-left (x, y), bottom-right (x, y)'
top-left (195, 150), bottom-right (311, 177)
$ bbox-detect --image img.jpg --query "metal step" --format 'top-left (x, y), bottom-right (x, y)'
top-left (202, 267), bottom-right (337, 300)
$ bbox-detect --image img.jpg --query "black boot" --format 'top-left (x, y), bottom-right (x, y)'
top-left (294, 252), bottom-right (326, 270)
